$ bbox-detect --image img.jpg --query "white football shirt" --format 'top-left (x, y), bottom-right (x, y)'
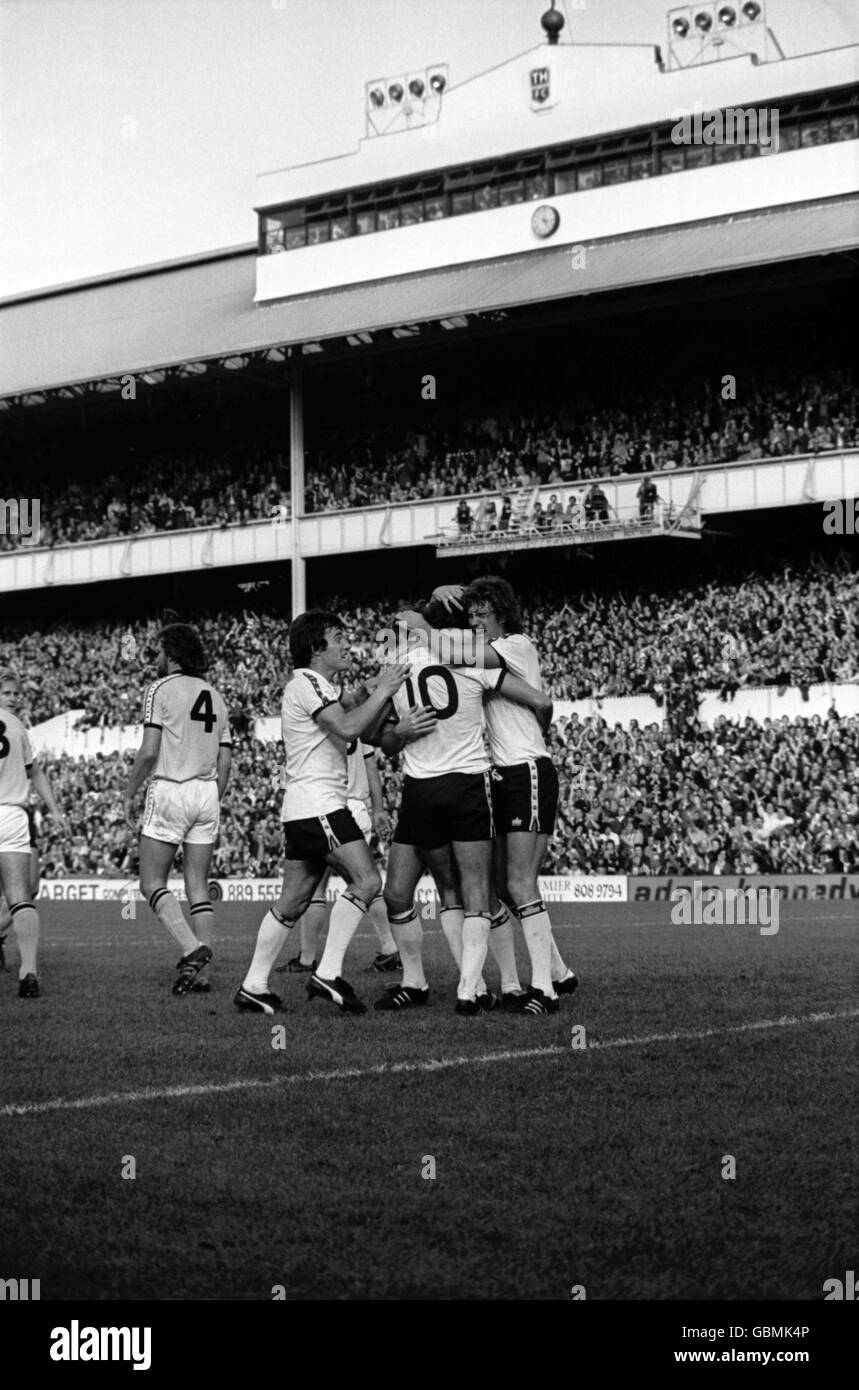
top-left (390, 646), bottom-right (504, 779)
top-left (280, 669), bottom-right (348, 820)
top-left (143, 674), bottom-right (231, 782)
top-left (0, 706), bottom-right (34, 807)
top-left (346, 741), bottom-right (373, 806)
top-left (483, 633), bottom-right (548, 766)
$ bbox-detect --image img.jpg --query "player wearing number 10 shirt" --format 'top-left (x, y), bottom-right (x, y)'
top-left (124, 624), bottom-right (232, 997)
top-left (379, 600), bottom-right (553, 1014)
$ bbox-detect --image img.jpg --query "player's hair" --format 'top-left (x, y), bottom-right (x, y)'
top-left (289, 609), bottom-right (344, 667)
top-left (464, 576), bottom-right (523, 635)
top-left (159, 623), bottom-right (208, 676)
top-left (420, 598), bottom-right (471, 631)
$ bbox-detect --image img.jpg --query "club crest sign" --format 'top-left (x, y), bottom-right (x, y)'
top-left (529, 66), bottom-right (556, 112)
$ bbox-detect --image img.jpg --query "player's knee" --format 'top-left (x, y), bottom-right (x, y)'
top-left (383, 884), bottom-right (412, 917)
top-left (354, 868), bottom-right (382, 906)
top-left (507, 874), bottom-right (539, 906)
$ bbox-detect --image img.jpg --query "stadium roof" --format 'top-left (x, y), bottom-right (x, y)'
top-left (1, 196), bottom-right (857, 404)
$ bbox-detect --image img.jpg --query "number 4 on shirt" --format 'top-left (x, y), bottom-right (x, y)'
top-left (190, 690), bottom-right (217, 733)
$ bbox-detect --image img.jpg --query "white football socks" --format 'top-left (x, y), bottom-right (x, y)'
top-left (11, 902), bottom-right (39, 978)
top-left (148, 888), bottom-right (197, 956)
top-left (439, 905), bottom-right (464, 967)
top-left (389, 908), bottom-right (426, 990)
top-left (316, 893), bottom-right (365, 981)
top-left (458, 913), bottom-right (491, 1001)
top-left (243, 907), bottom-right (293, 993)
top-left (370, 894), bottom-right (397, 956)
top-left (488, 907), bottom-right (522, 994)
top-left (299, 898), bottom-right (327, 964)
top-left (518, 900), bottom-right (556, 998)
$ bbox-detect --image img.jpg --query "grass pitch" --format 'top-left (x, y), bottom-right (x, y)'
top-left (0, 898), bottom-right (855, 1301)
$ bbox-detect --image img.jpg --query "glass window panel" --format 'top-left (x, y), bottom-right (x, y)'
top-left (831, 115), bottom-right (858, 142)
top-left (451, 190), bottom-right (473, 215)
top-left (499, 181), bottom-right (524, 205)
top-left (285, 225), bottom-right (306, 250)
top-left (306, 221), bottom-right (329, 245)
top-left (629, 156), bottom-right (653, 180)
top-left (525, 174), bottom-right (550, 200)
top-left (355, 210), bottom-right (376, 235)
top-left (552, 169), bottom-right (577, 194)
top-left (425, 197), bottom-right (446, 220)
top-left (401, 201), bottom-right (425, 225)
top-left (473, 183), bottom-right (499, 210)
top-left (577, 166), bottom-right (603, 189)
top-left (660, 149), bottom-right (685, 173)
top-left (801, 120), bottom-right (828, 147)
top-left (779, 126), bottom-right (800, 151)
top-left (265, 228), bottom-right (285, 253)
top-left (684, 147), bottom-right (713, 168)
top-left (714, 143), bottom-right (742, 162)
top-left (603, 160), bottom-right (630, 184)
top-left (377, 206), bottom-right (401, 230)
top-left (284, 207), bottom-right (305, 227)
top-left (330, 216), bottom-right (350, 240)
top-left (741, 141), bottom-right (759, 158)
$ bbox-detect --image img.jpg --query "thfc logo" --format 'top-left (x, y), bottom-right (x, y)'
top-left (50, 1321), bottom-right (152, 1371)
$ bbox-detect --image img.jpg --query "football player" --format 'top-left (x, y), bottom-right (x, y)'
top-left (377, 600), bottom-right (553, 1014)
top-left (234, 609), bottom-right (419, 1016)
top-left (0, 673), bottom-right (44, 972)
top-left (276, 737), bottom-right (401, 974)
top-left (0, 682), bottom-right (67, 997)
top-left (124, 624), bottom-right (232, 996)
top-left (432, 577), bottom-right (579, 1014)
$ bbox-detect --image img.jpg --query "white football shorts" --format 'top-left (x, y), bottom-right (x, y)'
top-left (142, 779), bottom-right (220, 846)
top-left (347, 797), bottom-right (372, 840)
top-left (0, 805), bottom-right (31, 854)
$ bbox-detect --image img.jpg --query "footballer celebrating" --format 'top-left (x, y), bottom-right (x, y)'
top-left (0, 672), bottom-right (52, 974)
top-left (234, 609), bottom-right (418, 1017)
top-left (124, 624), bottom-right (232, 996)
top-left (433, 576), bottom-right (578, 1013)
top-left (380, 600), bottom-right (553, 1013)
top-left (0, 681), bottom-right (68, 997)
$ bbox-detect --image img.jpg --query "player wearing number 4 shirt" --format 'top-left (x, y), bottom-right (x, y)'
top-left (234, 609), bottom-right (413, 1017)
top-left (124, 624), bottom-right (232, 997)
top-left (378, 600), bottom-right (553, 1014)
top-left (432, 576), bottom-right (578, 1013)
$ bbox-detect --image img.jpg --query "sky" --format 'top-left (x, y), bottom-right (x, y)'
top-left (1, 0), bottom-right (856, 296)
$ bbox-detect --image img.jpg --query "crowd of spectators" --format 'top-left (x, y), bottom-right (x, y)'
top-left (31, 709), bottom-right (859, 879)
top-left (1, 369), bottom-right (855, 548)
top-left (2, 557), bottom-right (856, 731)
top-left (304, 369), bottom-right (858, 512)
top-left (1, 552), bottom-right (855, 879)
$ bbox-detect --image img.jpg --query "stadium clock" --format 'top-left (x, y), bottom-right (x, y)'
top-left (530, 204), bottom-right (560, 239)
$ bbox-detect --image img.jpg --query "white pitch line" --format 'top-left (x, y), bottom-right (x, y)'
top-left (1, 1009), bottom-right (856, 1121)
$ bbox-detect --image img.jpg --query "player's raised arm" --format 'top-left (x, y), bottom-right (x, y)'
top-left (315, 661), bottom-right (411, 743)
top-left (490, 671), bottom-right (554, 733)
top-left (395, 608), bottom-right (504, 669)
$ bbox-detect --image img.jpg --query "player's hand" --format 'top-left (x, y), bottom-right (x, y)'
top-left (373, 808), bottom-right (391, 840)
top-left (377, 661), bottom-right (411, 697)
top-left (395, 608), bottom-right (425, 631)
top-left (395, 706), bottom-right (437, 743)
top-left (123, 796), bottom-right (138, 831)
top-left (432, 584), bottom-right (466, 612)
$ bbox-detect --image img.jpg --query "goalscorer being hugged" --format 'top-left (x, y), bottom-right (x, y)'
top-left (234, 608), bottom-right (418, 1017)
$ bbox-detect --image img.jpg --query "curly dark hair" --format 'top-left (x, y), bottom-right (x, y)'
top-left (464, 575), bottom-right (524, 635)
top-left (289, 609), bottom-right (344, 668)
top-left (159, 623), bottom-right (208, 676)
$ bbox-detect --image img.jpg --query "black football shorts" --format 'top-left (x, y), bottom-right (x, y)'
top-left (491, 757), bottom-right (559, 836)
top-left (282, 807), bottom-right (366, 861)
top-left (393, 770), bottom-right (495, 849)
